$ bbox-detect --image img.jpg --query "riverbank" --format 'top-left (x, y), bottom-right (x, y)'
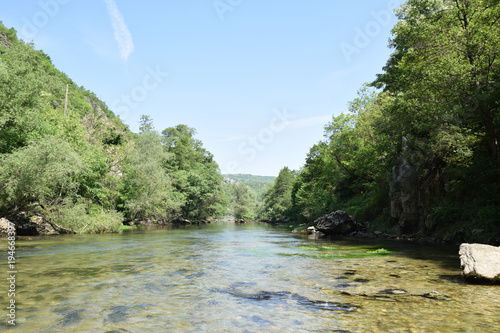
top-left (0, 214), bottom-right (218, 238)
top-left (261, 219), bottom-right (500, 247)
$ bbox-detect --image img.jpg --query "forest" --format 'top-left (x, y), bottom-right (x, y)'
top-left (260, 0), bottom-right (500, 243)
top-left (0, 22), bottom-right (231, 233)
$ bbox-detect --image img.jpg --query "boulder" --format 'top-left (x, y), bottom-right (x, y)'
top-left (292, 226), bottom-right (324, 238)
top-left (1, 215), bottom-right (76, 236)
top-left (313, 210), bottom-right (361, 236)
top-left (459, 243), bottom-right (500, 284)
top-left (0, 218), bottom-right (12, 236)
top-left (172, 218), bottom-right (192, 225)
top-left (292, 229), bottom-right (309, 235)
top-left (29, 215), bottom-right (59, 235)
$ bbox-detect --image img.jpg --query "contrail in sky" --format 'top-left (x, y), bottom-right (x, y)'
top-left (104, 0), bottom-right (134, 62)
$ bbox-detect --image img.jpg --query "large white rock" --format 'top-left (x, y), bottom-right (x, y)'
top-left (459, 243), bottom-right (500, 283)
top-left (0, 217), bottom-right (13, 236)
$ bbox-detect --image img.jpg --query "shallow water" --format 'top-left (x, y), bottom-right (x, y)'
top-left (1, 222), bottom-right (499, 332)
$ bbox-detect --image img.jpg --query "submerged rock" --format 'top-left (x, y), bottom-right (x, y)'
top-left (459, 243), bottom-right (500, 284)
top-left (377, 289), bottom-right (408, 295)
top-left (213, 288), bottom-right (358, 312)
top-left (341, 290), bottom-right (451, 302)
top-left (292, 226), bottom-right (322, 236)
top-left (313, 210), bottom-right (362, 236)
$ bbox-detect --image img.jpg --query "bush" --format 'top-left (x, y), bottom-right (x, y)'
top-left (45, 199), bottom-right (123, 233)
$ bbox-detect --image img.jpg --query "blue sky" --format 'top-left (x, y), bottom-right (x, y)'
top-left (2, 0), bottom-right (404, 176)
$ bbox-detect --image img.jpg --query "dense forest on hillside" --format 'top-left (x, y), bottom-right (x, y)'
top-left (0, 22), bottom-right (226, 233)
top-left (261, 0), bottom-right (500, 243)
top-left (223, 174), bottom-right (274, 200)
top-left (222, 175), bottom-right (274, 220)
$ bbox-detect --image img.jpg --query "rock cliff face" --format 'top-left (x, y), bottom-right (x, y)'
top-left (0, 214), bottom-right (76, 237)
top-left (389, 137), bottom-right (440, 234)
top-left (389, 148), bottom-right (419, 233)
top-left (0, 32), bottom-right (9, 47)
top-left (459, 243), bottom-right (500, 283)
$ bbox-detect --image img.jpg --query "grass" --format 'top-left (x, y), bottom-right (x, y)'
top-left (118, 225), bottom-right (137, 231)
top-left (280, 245), bottom-right (396, 259)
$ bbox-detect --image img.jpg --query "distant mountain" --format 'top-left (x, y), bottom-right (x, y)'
top-left (223, 174), bottom-right (275, 201)
top-left (223, 174), bottom-right (275, 184)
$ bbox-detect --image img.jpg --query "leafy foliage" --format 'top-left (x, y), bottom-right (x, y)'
top-left (0, 22), bottom-right (227, 232)
top-left (261, 0), bottom-right (500, 240)
top-left (223, 174), bottom-right (274, 202)
top-left (261, 167), bottom-right (296, 220)
top-left (0, 137), bottom-right (83, 213)
top-left (161, 124), bottom-right (227, 220)
top-left (225, 182), bottom-right (257, 219)
top-left (121, 130), bottom-right (176, 221)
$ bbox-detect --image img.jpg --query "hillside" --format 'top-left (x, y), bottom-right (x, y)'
top-left (223, 174), bottom-right (274, 201)
top-left (223, 174), bottom-right (275, 183)
top-left (258, 1), bottom-right (500, 244)
top-left (0, 21), bottom-right (226, 235)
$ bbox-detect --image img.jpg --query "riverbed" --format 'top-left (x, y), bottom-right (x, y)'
top-left (1, 221), bottom-right (499, 332)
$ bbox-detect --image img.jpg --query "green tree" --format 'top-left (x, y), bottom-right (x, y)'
top-left (292, 143), bottom-right (338, 222)
top-left (373, 0), bottom-right (500, 167)
top-left (0, 41), bottom-right (46, 153)
top-left (162, 124), bottom-right (226, 220)
top-left (372, 0), bottom-right (500, 233)
top-left (262, 167), bottom-right (296, 220)
top-left (229, 182), bottom-right (257, 219)
top-left (139, 114), bottom-right (154, 133)
top-left (122, 130), bottom-right (177, 221)
top-left (290, 85), bottom-right (392, 223)
top-left (0, 136), bottom-right (83, 214)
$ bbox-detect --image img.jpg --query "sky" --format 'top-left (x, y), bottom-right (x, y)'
top-left (1, 0), bottom-right (405, 176)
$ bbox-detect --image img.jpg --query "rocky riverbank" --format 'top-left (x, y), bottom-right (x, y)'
top-left (0, 214), bottom-right (216, 237)
top-left (262, 210), bottom-right (500, 246)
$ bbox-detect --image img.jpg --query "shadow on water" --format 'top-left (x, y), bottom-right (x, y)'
top-left (106, 306), bottom-right (129, 323)
top-left (294, 233), bottom-right (461, 271)
top-left (53, 308), bottom-right (85, 327)
top-left (212, 288), bottom-right (359, 312)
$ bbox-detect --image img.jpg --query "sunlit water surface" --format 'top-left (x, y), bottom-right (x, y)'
top-left (1, 222), bottom-right (499, 332)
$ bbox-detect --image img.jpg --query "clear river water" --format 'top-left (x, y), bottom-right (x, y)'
top-left (1, 221), bottom-right (499, 332)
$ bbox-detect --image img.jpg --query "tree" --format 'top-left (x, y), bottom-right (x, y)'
top-left (161, 124), bottom-right (226, 220)
top-left (374, 0), bottom-right (500, 167)
top-left (0, 136), bottom-right (83, 214)
top-left (371, 0), bottom-right (500, 233)
top-left (0, 41), bottom-right (46, 153)
top-left (292, 143), bottom-right (339, 222)
top-left (262, 167), bottom-right (296, 220)
top-left (229, 182), bottom-right (257, 219)
top-left (122, 130), bottom-right (177, 221)
top-left (139, 114), bottom-right (154, 133)
top-left (162, 124), bottom-right (210, 171)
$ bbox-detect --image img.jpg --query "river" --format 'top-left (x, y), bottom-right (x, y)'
top-left (1, 221), bottom-right (499, 332)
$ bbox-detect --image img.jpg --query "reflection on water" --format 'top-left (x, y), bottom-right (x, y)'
top-left (1, 222), bottom-right (499, 332)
